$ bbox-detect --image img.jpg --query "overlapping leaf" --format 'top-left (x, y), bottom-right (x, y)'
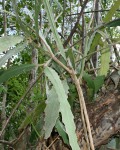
top-left (55, 119), bottom-right (69, 145)
top-left (88, 0), bottom-right (120, 70)
top-left (43, 0), bottom-right (66, 60)
top-left (44, 67), bottom-right (80, 150)
top-left (44, 88), bottom-right (60, 138)
top-left (0, 36), bottom-right (23, 52)
top-left (0, 42), bottom-right (27, 67)
top-left (0, 64), bottom-right (35, 84)
top-left (44, 79), bottom-right (69, 139)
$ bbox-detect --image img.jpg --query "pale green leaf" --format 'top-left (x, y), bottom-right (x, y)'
top-left (0, 42), bottom-right (27, 67)
top-left (94, 31), bottom-right (111, 77)
top-left (94, 76), bottom-right (104, 93)
top-left (44, 67), bottom-right (80, 150)
top-left (43, 1), bottom-right (66, 60)
top-left (0, 36), bottom-right (23, 52)
top-left (34, 0), bottom-right (41, 39)
top-left (0, 64), bottom-right (35, 84)
top-left (44, 80), bottom-right (69, 138)
top-left (103, 0), bottom-right (120, 23)
top-left (99, 46), bottom-right (110, 76)
top-left (62, 79), bottom-right (69, 95)
top-left (44, 88), bottom-right (60, 139)
top-left (107, 138), bottom-right (116, 149)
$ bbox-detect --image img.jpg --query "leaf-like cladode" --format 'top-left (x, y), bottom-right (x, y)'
top-left (0, 35), bottom-right (23, 52)
top-left (44, 67), bottom-right (80, 150)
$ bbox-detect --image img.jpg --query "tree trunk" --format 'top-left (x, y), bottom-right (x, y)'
top-left (76, 87), bottom-right (120, 149)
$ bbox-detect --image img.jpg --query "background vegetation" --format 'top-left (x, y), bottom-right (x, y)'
top-left (0, 0), bottom-right (120, 149)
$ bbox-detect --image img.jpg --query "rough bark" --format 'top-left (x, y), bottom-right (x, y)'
top-left (76, 87), bottom-right (120, 149)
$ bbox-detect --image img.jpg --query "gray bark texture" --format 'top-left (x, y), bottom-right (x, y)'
top-left (76, 87), bottom-right (120, 150)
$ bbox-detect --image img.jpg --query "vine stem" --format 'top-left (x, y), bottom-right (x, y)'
top-left (33, 30), bottom-right (95, 149)
top-left (71, 70), bottom-right (95, 150)
top-left (49, 53), bottom-right (95, 150)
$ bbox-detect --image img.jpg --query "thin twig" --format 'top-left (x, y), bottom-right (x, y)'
top-left (50, 53), bottom-right (72, 74)
top-left (66, 9), bottom-right (120, 16)
top-left (76, 44), bottom-right (116, 63)
top-left (71, 71), bottom-right (95, 150)
top-left (0, 140), bottom-right (12, 146)
top-left (49, 53), bottom-right (95, 150)
top-left (46, 136), bottom-right (59, 150)
top-left (63, 0), bottom-right (89, 47)
top-left (69, 18), bottom-right (120, 49)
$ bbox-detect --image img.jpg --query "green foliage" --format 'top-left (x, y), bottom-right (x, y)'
top-left (0, 64), bottom-right (35, 84)
top-left (44, 87), bottom-right (60, 138)
top-left (29, 116), bottom-right (45, 144)
top-left (83, 72), bottom-right (105, 100)
top-left (88, 0), bottom-right (120, 76)
top-left (44, 79), bottom-right (69, 139)
top-left (68, 83), bottom-right (78, 109)
top-left (96, 30), bottom-right (111, 76)
top-left (55, 119), bottom-right (69, 145)
top-left (0, 35), bottom-right (24, 52)
top-left (34, 0), bottom-right (41, 40)
top-left (4, 74), bottom-right (29, 139)
top-left (0, 85), bottom-right (7, 93)
top-left (44, 67), bottom-right (80, 150)
top-left (106, 18), bottom-right (120, 27)
top-left (0, 42), bottom-right (27, 67)
top-left (43, 0), bottom-right (66, 60)
top-left (19, 102), bottom-right (46, 131)
top-left (0, 0), bottom-right (120, 149)
top-left (66, 49), bottom-right (75, 69)
top-left (98, 46), bottom-right (110, 76)
top-left (103, 0), bottom-right (120, 23)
